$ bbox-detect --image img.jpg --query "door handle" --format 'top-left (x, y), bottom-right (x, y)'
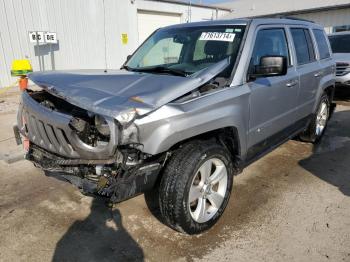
top-left (314, 71), bottom-right (323, 77)
top-left (286, 80), bottom-right (298, 87)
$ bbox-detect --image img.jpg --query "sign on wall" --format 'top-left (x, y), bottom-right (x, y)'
top-left (121, 33), bottom-right (128, 45)
top-left (44, 32), bottom-right (57, 44)
top-left (29, 31), bottom-right (57, 44)
top-left (29, 31), bottom-right (45, 43)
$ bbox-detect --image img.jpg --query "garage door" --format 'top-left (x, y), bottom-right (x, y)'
top-left (137, 11), bottom-right (181, 44)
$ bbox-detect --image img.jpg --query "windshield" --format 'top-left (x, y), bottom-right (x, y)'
top-left (328, 34), bottom-right (350, 53)
top-left (125, 25), bottom-right (246, 76)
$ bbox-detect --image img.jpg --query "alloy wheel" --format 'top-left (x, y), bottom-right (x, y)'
top-left (316, 100), bottom-right (329, 136)
top-left (188, 158), bottom-right (228, 223)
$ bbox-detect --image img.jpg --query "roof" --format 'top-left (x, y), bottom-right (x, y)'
top-left (161, 17), bottom-right (319, 30)
top-left (162, 18), bottom-right (249, 29)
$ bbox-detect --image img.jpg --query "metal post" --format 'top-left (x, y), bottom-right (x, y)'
top-left (35, 31), bottom-right (42, 71)
top-left (49, 43), bottom-right (55, 70)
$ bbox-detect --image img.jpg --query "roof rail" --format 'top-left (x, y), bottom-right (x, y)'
top-left (280, 16), bottom-right (315, 23)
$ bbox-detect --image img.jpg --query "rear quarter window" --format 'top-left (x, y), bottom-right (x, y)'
top-left (290, 28), bottom-right (316, 65)
top-left (313, 29), bottom-right (331, 59)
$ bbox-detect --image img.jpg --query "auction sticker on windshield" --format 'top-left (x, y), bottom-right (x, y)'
top-left (199, 32), bottom-right (235, 42)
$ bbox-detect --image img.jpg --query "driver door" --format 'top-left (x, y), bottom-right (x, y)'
top-left (247, 26), bottom-right (299, 160)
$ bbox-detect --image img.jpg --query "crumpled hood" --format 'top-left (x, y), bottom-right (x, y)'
top-left (28, 59), bottom-right (229, 118)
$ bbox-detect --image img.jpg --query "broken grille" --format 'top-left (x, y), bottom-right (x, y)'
top-left (19, 107), bottom-right (79, 158)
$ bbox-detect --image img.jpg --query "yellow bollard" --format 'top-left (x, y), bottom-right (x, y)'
top-left (11, 59), bottom-right (33, 91)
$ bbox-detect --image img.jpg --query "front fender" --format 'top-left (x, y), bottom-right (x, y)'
top-left (134, 85), bottom-right (251, 157)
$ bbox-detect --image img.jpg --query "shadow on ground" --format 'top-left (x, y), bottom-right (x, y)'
top-left (299, 109), bottom-right (350, 197)
top-left (52, 198), bottom-right (144, 261)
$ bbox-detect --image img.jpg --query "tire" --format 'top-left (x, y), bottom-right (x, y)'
top-left (300, 93), bottom-right (330, 143)
top-left (154, 141), bottom-right (234, 234)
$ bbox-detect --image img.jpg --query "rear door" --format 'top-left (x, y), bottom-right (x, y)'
top-left (247, 26), bottom-right (299, 160)
top-left (289, 27), bottom-right (321, 119)
top-left (312, 28), bottom-right (334, 95)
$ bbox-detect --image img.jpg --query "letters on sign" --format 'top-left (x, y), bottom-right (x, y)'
top-left (29, 31), bottom-right (57, 44)
top-left (44, 32), bottom-right (57, 44)
top-left (29, 31), bottom-right (45, 43)
top-left (199, 32), bottom-right (236, 42)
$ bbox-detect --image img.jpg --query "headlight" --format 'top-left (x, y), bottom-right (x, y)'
top-left (95, 115), bottom-right (110, 136)
top-left (116, 108), bottom-right (137, 125)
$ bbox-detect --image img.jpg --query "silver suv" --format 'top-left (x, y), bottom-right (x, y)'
top-left (15, 18), bottom-right (335, 234)
top-left (328, 32), bottom-right (350, 87)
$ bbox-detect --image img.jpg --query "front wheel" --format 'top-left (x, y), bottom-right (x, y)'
top-left (300, 93), bottom-right (330, 143)
top-left (156, 141), bottom-right (234, 234)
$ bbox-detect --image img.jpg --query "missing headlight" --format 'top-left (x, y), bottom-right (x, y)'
top-left (70, 117), bottom-right (87, 133)
top-left (69, 114), bottom-right (110, 147)
top-left (95, 115), bottom-right (110, 136)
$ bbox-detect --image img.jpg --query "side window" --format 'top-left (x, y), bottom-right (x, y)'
top-left (304, 29), bottom-right (316, 61)
top-left (290, 28), bottom-right (316, 65)
top-left (313, 29), bottom-right (331, 59)
top-left (251, 28), bottom-right (290, 67)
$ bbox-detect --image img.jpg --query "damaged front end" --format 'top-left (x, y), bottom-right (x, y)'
top-left (28, 144), bottom-right (162, 203)
top-left (17, 89), bottom-right (163, 203)
top-left (16, 59), bottom-right (231, 203)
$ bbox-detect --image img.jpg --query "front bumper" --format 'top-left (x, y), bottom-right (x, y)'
top-left (26, 144), bottom-right (161, 203)
top-left (335, 72), bottom-right (350, 87)
top-left (18, 91), bottom-right (119, 159)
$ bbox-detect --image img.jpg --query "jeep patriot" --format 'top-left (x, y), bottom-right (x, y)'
top-left (15, 18), bottom-right (335, 234)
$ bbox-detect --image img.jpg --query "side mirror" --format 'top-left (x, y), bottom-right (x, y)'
top-left (250, 56), bottom-right (287, 79)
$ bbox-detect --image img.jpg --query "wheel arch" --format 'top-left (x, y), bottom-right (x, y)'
top-left (324, 85), bottom-right (336, 116)
top-left (168, 126), bottom-right (242, 168)
top-left (324, 85), bottom-right (335, 101)
top-left (314, 74), bottom-right (335, 112)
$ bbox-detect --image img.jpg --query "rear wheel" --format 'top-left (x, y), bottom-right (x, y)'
top-left (150, 141), bottom-right (234, 234)
top-left (300, 93), bottom-right (330, 143)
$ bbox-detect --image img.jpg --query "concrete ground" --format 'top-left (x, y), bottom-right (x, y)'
top-left (0, 89), bottom-right (349, 262)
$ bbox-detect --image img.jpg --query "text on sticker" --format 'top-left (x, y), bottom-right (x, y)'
top-left (199, 32), bottom-right (236, 42)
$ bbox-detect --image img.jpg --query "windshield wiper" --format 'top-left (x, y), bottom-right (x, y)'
top-left (121, 65), bottom-right (134, 71)
top-left (131, 66), bottom-right (189, 77)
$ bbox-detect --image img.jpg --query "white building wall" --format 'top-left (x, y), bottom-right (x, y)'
top-left (137, 1), bottom-right (227, 25)
top-left (0, 0), bottom-right (228, 88)
top-left (292, 8), bottom-right (350, 33)
top-left (221, 0), bottom-right (350, 34)
top-left (223, 0), bottom-right (350, 19)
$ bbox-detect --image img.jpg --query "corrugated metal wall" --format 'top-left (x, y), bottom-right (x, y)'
top-left (0, 0), bottom-right (138, 88)
top-left (222, 0), bottom-right (350, 19)
top-left (0, 0), bottom-right (227, 88)
top-left (293, 8), bottom-right (350, 33)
